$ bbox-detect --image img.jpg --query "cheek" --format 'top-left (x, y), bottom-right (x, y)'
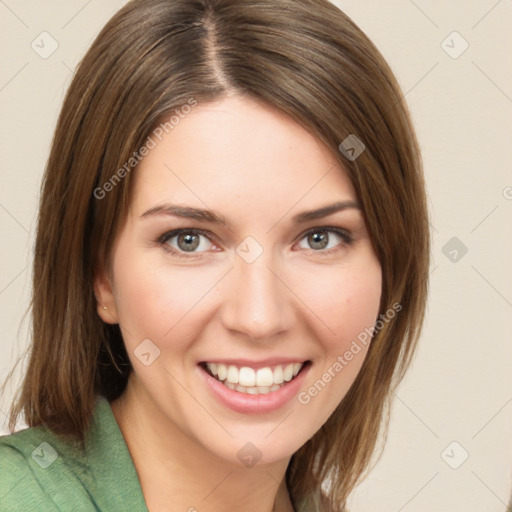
top-left (334, 269), bottom-right (381, 345)
top-left (111, 247), bottom-right (220, 347)
top-left (289, 261), bottom-right (381, 424)
top-left (294, 256), bottom-right (382, 351)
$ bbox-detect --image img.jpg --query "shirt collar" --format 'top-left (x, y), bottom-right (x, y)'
top-left (84, 395), bottom-right (148, 510)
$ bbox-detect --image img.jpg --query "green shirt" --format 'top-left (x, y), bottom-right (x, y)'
top-left (1, 397), bottom-right (315, 511)
top-left (0, 395), bottom-right (148, 511)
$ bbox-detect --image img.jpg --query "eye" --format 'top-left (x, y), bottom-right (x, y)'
top-left (158, 229), bottom-right (215, 256)
top-left (157, 226), bottom-right (353, 259)
top-left (295, 227), bottom-right (353, 253)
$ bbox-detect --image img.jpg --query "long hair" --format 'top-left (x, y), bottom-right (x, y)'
top-left (3, 0), bottom-right (430, 509)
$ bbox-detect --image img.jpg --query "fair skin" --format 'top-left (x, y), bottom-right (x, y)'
top-left (95, 94), bottom-right (382, 512)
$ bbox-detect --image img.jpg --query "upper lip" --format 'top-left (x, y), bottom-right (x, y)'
top-left (199, 358), bottom-right (310, 369)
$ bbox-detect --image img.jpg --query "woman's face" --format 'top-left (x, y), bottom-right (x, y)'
top-left (97, 95), bottom-right (381, 466)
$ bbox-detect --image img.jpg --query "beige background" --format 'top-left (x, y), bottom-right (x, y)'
top-left (1, 1), bottom-right (511, 511)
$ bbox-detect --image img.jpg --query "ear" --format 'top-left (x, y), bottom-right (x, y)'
top-left (93, 262), bottom-right (119, 324)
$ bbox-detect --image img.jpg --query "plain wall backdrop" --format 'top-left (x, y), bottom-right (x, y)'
top-left (0, 1), bottom-right (511, 511)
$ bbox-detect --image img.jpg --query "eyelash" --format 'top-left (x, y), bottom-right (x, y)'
top-left (156, 226), bottom-right (354, 259)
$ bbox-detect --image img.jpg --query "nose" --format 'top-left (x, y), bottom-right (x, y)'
top-left (220, 250), bottom-right (295, 342)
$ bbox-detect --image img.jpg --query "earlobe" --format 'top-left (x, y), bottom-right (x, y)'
top-left (93, 265), bottom-right (119, 324)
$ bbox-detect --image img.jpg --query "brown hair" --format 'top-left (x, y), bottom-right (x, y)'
top-left (3, 0), bottom-right (430, 509)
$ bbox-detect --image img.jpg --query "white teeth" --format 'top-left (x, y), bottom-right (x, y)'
top-left (228, 382), bottom-right (276, 394)
top-left (217, 363), bottom-right (227, 381)
top-left (273, 365), bottom-right (284, 384)
top-left (204, 361), bottom-right (306, 394)
top-left (226, 365), bottom-right (239, 384)
top-left (256, 367), bottom-right (274, 387)
top-left (239, 367), bottom-right (256, 387)
top-left (283, 363), bottom-right (294, 382)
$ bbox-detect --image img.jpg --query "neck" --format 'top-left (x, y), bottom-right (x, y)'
top-left (110, 376), bottom-right (295, 512)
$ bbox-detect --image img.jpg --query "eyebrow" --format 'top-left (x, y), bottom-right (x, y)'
top-left (140, 200), bottom-right (360, 227)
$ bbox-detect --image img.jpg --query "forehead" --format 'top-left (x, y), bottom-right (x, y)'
top-left (130, 96), bottom-right (357, 221)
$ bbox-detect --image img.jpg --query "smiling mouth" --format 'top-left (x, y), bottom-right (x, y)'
top-left (200, 361), bottom-right (310, 395)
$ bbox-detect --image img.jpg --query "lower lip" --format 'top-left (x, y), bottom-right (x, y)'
top-left (200, 364), bottom-right (310, 414)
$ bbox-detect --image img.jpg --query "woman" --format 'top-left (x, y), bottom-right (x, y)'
top-left (0, 0), bottom-right (429, 510)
